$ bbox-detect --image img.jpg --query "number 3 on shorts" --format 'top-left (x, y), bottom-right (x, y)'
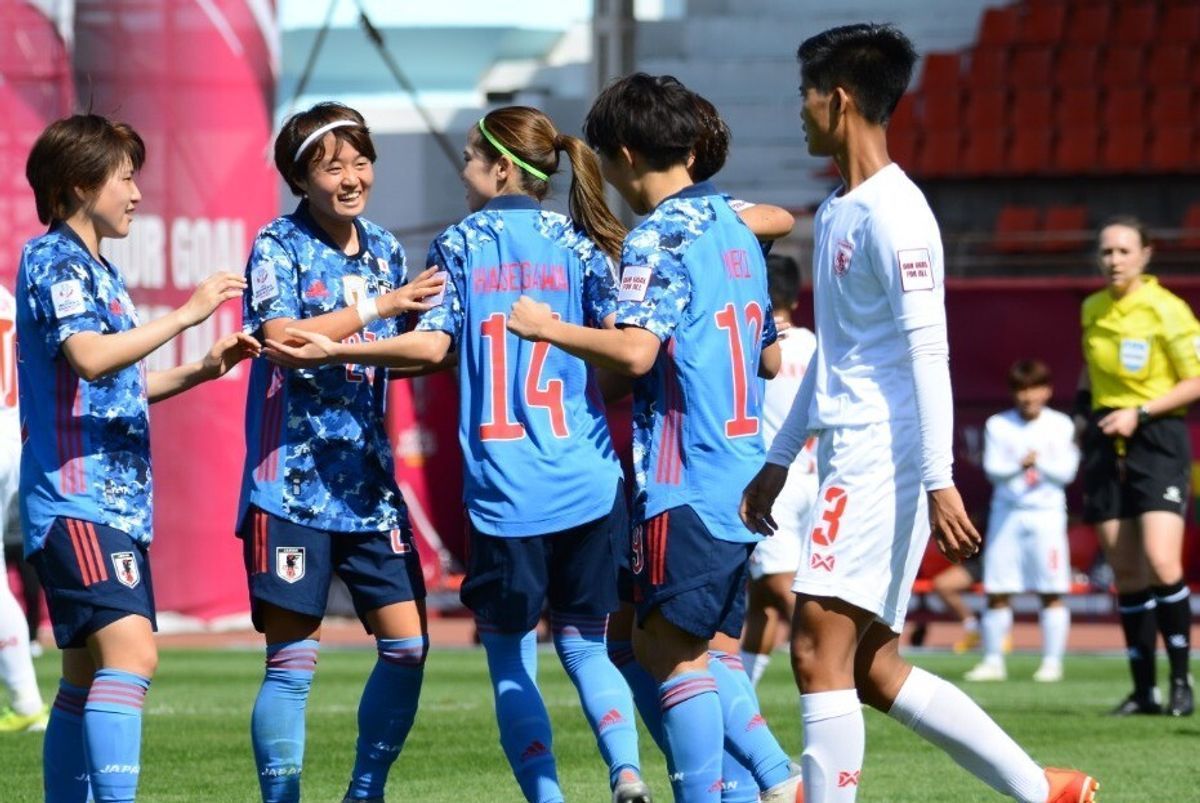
top-left (811, 487), bottom-right (847, 546)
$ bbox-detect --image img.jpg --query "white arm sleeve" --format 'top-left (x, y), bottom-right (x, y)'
top-left (1038, 420), bottom-right (1081, 487)
top-left (907, 322), bottom-right (954, 490)
top-left (982, 417), bottom-right (1022, 483)
top-left (766, 350), bottom-right (817, 466)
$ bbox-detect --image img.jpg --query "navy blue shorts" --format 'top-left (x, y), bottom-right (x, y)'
top-left (632, 505), bottom-right (755, 640)
top-left (31, 518), bottom-right (157, 649)
top-left (462, 482), bottom-right (626, 633)
top-left (240, 507), bottom-right (426, 633)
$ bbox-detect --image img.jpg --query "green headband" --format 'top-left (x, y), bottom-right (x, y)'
top-left (478, 117), bottom-right (549, 181)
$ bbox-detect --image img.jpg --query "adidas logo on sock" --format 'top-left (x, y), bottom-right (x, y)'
top-left (598, 708), bottom-right (626, 731)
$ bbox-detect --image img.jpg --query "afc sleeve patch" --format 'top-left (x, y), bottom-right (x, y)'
top-left (50, 280), bottom-right (86, 318)
top-left (251, 265), bottom-right (280, 306)
top-left (617, 265), bottom-right (653, 302)
top-left (897, 248), bottom-right (935, 292)
top-left (727, 198), bottom-right (755, 212)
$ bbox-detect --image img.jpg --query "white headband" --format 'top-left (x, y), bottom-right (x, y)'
top-left (293, 119), bottom-right (359, 163)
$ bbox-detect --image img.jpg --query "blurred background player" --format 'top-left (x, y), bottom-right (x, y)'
top-left (740, 254), bottom-right (818, 689)
top-left (965, 360), bottom-right (1079, 684)
top-left (741, 24), bottom-right (1097, 802)
top-left (19, 113), bottom-right (254, 803)
top-left (1077, 216), bottom-right (1200, 717)
top-left (267, 105), bottom-right (651, 803)
top-left (238, 103), bottom-right (443, 803)
top-left (0, 281), bottom-right (47, 734)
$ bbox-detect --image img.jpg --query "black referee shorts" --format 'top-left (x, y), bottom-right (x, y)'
top-left (1081, 412), bottom-right (1191, 523)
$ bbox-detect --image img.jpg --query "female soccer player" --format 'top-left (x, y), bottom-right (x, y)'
top-left (266, 105), bottom-right (652, 803)
top-left (1077, 217), bottom-right (1200, 717)
top-left (238, 102), bottom-right (444, 803)
top-left (18, 113), bottom-right (256, 802)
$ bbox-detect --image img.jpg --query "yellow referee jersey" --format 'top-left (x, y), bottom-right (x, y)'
top-left (1082, 276), bottom-right (1200, 410)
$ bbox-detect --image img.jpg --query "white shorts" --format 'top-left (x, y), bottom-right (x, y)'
top-left (791, 421), bottom-right (929, 633)
top-left (0, 446), bottom-right (16, 574)
top-left (982, 504), bottom-right (1070, 594)
top-left (749, 470), bottom-right (819, 580)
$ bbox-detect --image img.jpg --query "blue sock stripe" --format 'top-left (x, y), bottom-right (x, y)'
top-left (53, 681), bottom-right (89, 718)
top-left (87, 681), bottom-right (148, 711)
top-left (266, 639), bottom-right (320, 671)
top-left (549, 612), bottom-right (608, 637)
top-left (378, 636), bottom-right (429, 668)
top-left (607, 642), bottom-right (636, 667)
top-left (659, 675), bottom-right (718, 712)
top-left (710, 650), bottom-right (745, 673)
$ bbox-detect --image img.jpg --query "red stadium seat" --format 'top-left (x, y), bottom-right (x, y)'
top-left (1145, 45), bottom-right (1190, 85)
top-left (921, 88), bottom-right (961, 129)
top-left (968, 46), bottom-right (1009, 88)
top-left (916, 130), bottom-right (962, 177)
top-left (1180, 203), bottom-right (1200, 250)
top-left (1054, 46), bottom-right (1100, 88)
top-left (1101, 87), bottom-right (1146, 129)
top-left (889, 126), bottom-right (920, 171)
top-left (920, 52), bottom-right (961, 91)
top-left (889, 93), bottom-right (917, 130)
top-left (1063, 3), bottom-right (1111, 46)
top-left (1055, 87), bottom-right (1099, 130)
top-left (962, 128), bottom-right (1007, 176)
top-left (1008, 128), bottom-right (1053, 175)
top-left (977, 6), bottom-right (1020, 47)
top-left (1100, 126), bottom-right (1148, 173)
top-left (1147, 126), bottom-right (1195, 172)
top-left (1149, 87), bottom-right (1194, 128)
top-left (1040, 204), bottom-right (1089, 251)
top-left (1009, 46), bottom-right (1055, 88)
top-left (1012, 87), bottom-right (1052, 130)
top-left (1159, 3), bottom-right (1200, 45)
top-left (965, 87), bottom-right (1008, 129)
top-left (1016, 3), bottom-right (1066, 46)
top-left (1099, 46), bottom-right (1145, 87)
top-left (1111, 3), bottom-right (1158, 45)
top-left (1053, 126), bottom-right (1100, 174)
top-left (994, 205), bottom-right (1041, 253)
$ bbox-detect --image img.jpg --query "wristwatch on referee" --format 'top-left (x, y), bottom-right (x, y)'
top-left (1137, 404), bottom-right (1153, 426)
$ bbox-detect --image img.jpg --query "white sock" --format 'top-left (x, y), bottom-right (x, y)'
top-left (741, 650), bottom-right (770, 687)
top-left (963, 615), bottom-right (979, 633)
top-left (0, 581), bottom-right (41, 715)
top-left (1040, 606), bottom-right (1069, 665)
top-left (888, 667), bottom-right (1048, 802)
top-left (980, 606), bottom-right (1012, 664)
top-left (800, 689), bottom-right (863, 802)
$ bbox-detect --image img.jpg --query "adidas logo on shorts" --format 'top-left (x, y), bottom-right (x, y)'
top-left (1163, 486), bottom-right (1182, 504)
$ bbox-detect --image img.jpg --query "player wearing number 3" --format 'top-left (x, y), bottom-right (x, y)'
top-left (266, 106), bottom-right (651, 803)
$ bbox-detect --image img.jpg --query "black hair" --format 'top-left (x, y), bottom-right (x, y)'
top-left (583, 73), bottom-right (698, 170)
top-left (274, 102), bottom-right (375, 196)
top-left (796, 24), bottom-right (917, 124)
top-left (689, 91), bottom-right (731, 182)
top-left (1099, 214), bottom-right (1152, 249)
top-left (766, 253), bottom-right (801, 312)
top-left (1008, 359), bottom-right (1052, 391)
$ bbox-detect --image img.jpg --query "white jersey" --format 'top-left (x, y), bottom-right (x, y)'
top-left (984, 407), bottom-right (1079, 511)
top-left (0, 285), bottom-right (18, 446)
top-left (808, 163), bottom-right (946, 429)
top-left (763, 325), bottom-right (817, 472)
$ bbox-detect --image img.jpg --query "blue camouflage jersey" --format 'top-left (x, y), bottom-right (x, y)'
top-left (616, 181), bottom-right (776, 543)
top-left (416, 195), bottom-right (622, 536)
top-left (239, 201), bottom-right (409, 533)
top-left (16, 223), bottom-right (151, 555)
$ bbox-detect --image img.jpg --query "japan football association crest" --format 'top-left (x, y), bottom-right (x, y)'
top-left (111, 552), bottom-right (140, 589)
top-left (276, 547), bottom-right (306, 583)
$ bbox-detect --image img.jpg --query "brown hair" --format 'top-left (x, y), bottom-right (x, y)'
top-left (472, 106), bottom-right (626, 262)
top-left (1098, 214), bottom-right (1152, 249)
top-left (25, 114), bottom-right (146, 225)
top-left (1008, 359), bottom-right (1052, 391)
top-left (274, 102), bottom-right (376, 196)
top-left (688, 92), bottom-right (731, 183)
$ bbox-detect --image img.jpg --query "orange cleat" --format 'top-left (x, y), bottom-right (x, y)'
top-left (1045, 768), bottom-right (1098, 803)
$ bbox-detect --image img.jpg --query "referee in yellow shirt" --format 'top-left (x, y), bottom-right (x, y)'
top-left (1077, 216), bottom-right (1200, 717)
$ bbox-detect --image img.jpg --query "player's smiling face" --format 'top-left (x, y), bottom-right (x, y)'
top-left (83, 156), bottom-right (140, 240)
top-left (1096, 223), bottom-right (1150, 296)
top-left (799, 83), bottom-right (836, 156)
top-left (298, 134), bottom-right (372, 224)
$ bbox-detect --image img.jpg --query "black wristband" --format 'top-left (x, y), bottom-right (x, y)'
top-left (1073, 389), bottom-right (1092, 419)
top-left (1137, 404), bottom-right (1152, 426)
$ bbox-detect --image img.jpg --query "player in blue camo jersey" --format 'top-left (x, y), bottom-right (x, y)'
top-left (18, 114), bottom-right (256, 803)
top-left (238, 102), bottom-right (445, 803)
top-left (507, 75), bottom-right (801, 803)
top-left (267, 106), bottom-right (651, 803)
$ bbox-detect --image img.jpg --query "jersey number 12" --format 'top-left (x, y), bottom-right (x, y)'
top-left (714, 301), bottom-right (763, 438)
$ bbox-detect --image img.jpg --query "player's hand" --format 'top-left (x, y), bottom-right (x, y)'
top-left (929, 485), bottom-right (981, 564)
top-left (773, 314), bottom-right (793, 335)
top-left (1098, 407), bottom-right (1138, 438)
top-left (1020, 450), bottom-right (1038, 469)
top-left (201, 332), bottom-right (260, 379)
top-left (179, 272), bottom-right (247, 327)
top-left (740, 463), bottom-right (789, 536)
top-left (507, 295), bottom-right (554, 341)
top-left (263, 327), bottom-right (341, 368)
top-left (377, 267), bottom-right (446, 317)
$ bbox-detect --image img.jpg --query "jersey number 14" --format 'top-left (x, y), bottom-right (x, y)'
top-left (479, 312), bottom-right (568, 441)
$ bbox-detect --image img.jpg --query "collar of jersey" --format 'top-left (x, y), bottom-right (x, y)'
top-left (482, 195), bottom-right (541, 212)
top-left (660, 180), bottom-right (718, 205)
top-left (1111, 275), bottom-right (1159, 308)
top-left (49, 220), bottom-right (120, 277)
top-left (295, 200), bottom-right (369, 260)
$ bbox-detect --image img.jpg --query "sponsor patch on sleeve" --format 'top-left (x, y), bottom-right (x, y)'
top-left (251, 266), bottom-right (279, 305)
top-left (617, 265), bottom-right (653, 302)
top-left (727, 198), bottom-right (755, 212)
top-left (896, 248), bottom-right (935, 292)
top-left (50, 280), bottom-right (86, 318)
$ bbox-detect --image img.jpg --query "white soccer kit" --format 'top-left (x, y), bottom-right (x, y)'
top-left (767, 164), bottom-right (953, 632)
top-left (749, 326), bottom-right (818, 579)
top-left (981, 408), bottom-right (1079, 594)
top-left (0, 285), bottom-right (19, 567)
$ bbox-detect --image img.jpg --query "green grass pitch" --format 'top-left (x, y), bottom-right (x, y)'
top-left (2, 648), bottom-right (1192, 801)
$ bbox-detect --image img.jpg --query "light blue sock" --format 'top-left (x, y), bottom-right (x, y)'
top-left (83, 669), bottom-right (150, 803)
top-left (607, 638), bottom-right (665, 751)
top-left (479, 625), bottom-right (563, 803)
top-left (721, 750), bottom-right (760, 803)
top-left (44, 679), bottom-right (90, 803)
top-left (551, 612), bottom-right (641, 788)
top-left (708, 651), bottom-right (791, 791)
top-left (252, 639), bottom-right (318, 803)
top-left (345, 635), bottom-right (428, 800)
top-left (659, 671), bottom-right (723, 802)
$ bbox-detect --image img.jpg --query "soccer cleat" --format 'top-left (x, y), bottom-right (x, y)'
top-left (1166, 679), bottom-right (1194, 717)
top-left (1109, 691), bottom-right (1161, 716)
top-left (1033, 662), bottom-right (1063, 683)
top-left (760, 762), bottom-right (804, 802)
top-left (0, 705), bottom-right (49, 733)
top-left (1043, 768), bottom-right (1098, 803)
top-left (612, 769), bottom-right (652, 803)
top-left (952, 630), bottom-right (981, 654)
top-left (964, 662), bottom-right (1007, 682)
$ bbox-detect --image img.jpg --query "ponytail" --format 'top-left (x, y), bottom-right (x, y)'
top-left (556, 134), bottom-right (627, 263)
